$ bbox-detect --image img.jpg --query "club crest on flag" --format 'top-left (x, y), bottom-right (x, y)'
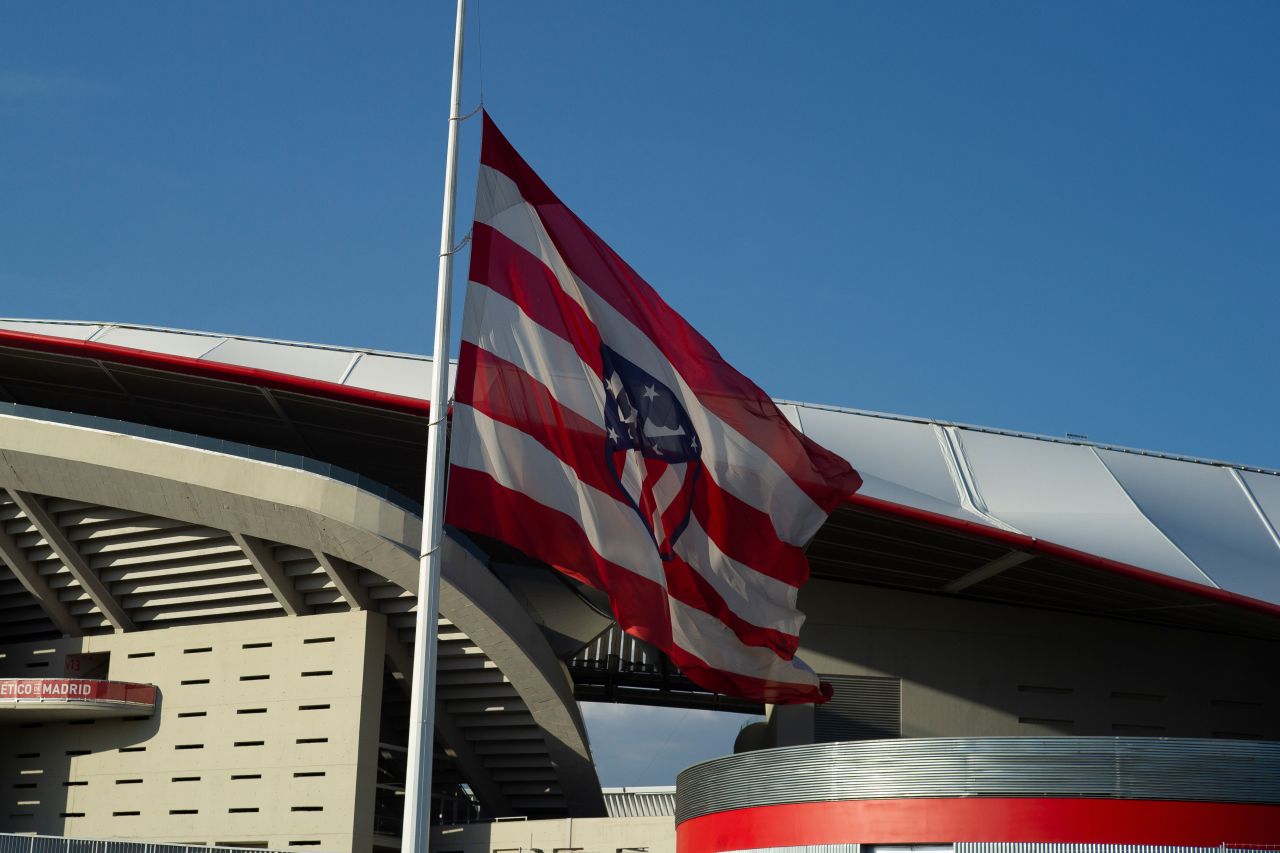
top-left (600, 345), bottom-right (702, 561)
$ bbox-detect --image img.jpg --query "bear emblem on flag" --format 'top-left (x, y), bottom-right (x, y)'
top-left (600, 345), bottom-right (702, 561)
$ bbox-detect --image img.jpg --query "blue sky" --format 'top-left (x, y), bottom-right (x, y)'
top-left (4, 2), bottom-right (1278, 784)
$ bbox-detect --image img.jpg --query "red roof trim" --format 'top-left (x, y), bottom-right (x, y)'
top-left (845, 492), bottom-right (1280, 620)
top-left (1, 328), bottom-right (1274, 624)
top-left (0, 329), bottom-right (430, 418)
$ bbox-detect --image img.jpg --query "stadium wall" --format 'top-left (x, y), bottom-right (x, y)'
top-left (0, 611), bottom-right (386, 850)
top-left (764, 581), bottom-right (1280, 746)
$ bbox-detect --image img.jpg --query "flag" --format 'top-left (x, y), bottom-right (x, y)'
top-left (445, 113), bottom-right (861, 704)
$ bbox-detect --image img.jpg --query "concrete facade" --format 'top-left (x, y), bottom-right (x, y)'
top-left (767, 580), bottom-right (1280, 745)
top-left (429, 817), bottom-right (674, 853)
top-left (0, 611), bottom-right (386, 850)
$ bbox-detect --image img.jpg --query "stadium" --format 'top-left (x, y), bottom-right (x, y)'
top-left (0, 317), bottom-right (1276, 853)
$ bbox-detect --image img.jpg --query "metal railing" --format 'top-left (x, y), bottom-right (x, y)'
top-left (677, 737), bottom-right (1280, 824)
top-left (0, 834), bottom-right (286, 853)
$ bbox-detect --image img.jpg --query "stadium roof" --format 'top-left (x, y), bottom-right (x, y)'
top-left (1, 317), bottom-right (1277, 650)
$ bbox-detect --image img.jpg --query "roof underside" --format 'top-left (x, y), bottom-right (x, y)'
top-left (1, 319), bottom-right (1277, 658)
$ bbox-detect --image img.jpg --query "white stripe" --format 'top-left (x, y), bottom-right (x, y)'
top-left (477, 164), bottom-right (826, 547)
top-left (462, 285), bottom-right (607, 428)
top-left (650, 462), bottom-right (686, 530)
top-left (669, 597), bottom-right (821, 689)
top-left (674, 515), bottom-right (805, 636)
top-left (453, 404), bottom-right (664, 586)
top-left (455, 405), bottom-right (807, 639)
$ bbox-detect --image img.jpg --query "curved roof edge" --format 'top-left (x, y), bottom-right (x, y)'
top-left (3, 318), bottom-right (1279, 615)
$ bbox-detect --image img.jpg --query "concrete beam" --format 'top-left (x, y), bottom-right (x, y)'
top-left (232, 531), bottom-right (311, 617)
top-left (385, 630), bottom-right (513, 817)
top-left (315, 550), bottom-right (370, 610)
top-left (0, 517), bottom-right (82, 637)
top-left (0, 417), bottom-right (604, 815)
top-left (7, 489), bottom-right (134, 632)
top-left (941, 549), bottom-right (1033, 594)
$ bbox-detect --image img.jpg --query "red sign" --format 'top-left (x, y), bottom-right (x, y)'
top-left (0, 678), bottom-right (156, 705)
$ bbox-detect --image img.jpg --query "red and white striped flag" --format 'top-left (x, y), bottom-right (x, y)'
top-left (445, 114), bottom-right (861, 704)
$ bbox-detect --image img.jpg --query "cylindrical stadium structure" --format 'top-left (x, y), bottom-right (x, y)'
top-left (677, 738), bottom-right (1280, 849)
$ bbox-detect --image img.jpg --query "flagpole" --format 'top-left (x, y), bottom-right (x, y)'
top-left (402, 0), bottom-right (465, 850)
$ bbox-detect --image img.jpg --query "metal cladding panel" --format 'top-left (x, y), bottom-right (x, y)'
top-left (0, 835), bottom-right (285, 853)
top-left (92, 325), bottom-right (225, 358)
top-left (674, 737), bottom-right (1280, 824)
top-left (1241, 470), bottom-right (1280, 547)
top-left (814, 675), bottom-right (901, 743)
top-left (602, 788), bottom-right (678, 817)
top-left (0, 320), bottom-right (101, 340)
top-left (344, 352), bottom-right (454, 399)
top-left (200, 336), bottom-right (356, 382)
top-left (1097, 449), bottom-right (1280, 604)
top-left (954, 431), bottom-right (1213, 587)
top-left (794, 406), bottom-right (989, 525)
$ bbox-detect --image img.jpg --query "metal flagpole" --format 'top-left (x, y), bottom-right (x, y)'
top-left (402, 0), bottom-right (465, 850)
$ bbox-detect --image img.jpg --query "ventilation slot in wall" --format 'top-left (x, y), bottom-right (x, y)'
top-left (127, 652), bottom-right (155, 659)
top-left (1112, 691), bottom-right (1164, 702)
top-left (303, 637), bottom-right (335, 645)
top-left (184, 647), bottom-right (213, 655)
top-left (815, 675), bottom-right (901, 743)
top-left (298, 704), bottom-right (330, 711)
top-left (300, 671), bottom-right (332, 678)
top-left (242, 642), bottom-right (272, 649)
top-left (1112, 723), bottom-right (1166, 733)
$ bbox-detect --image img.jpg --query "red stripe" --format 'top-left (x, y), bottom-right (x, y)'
top-left (677, 798), bottom-right (1280, 848)
top-left (468, 222), bottom-right (604, 377)
top-left (660, 553), bottom-right (800, 661)
top-left (478, 113), bottom-right (861, 512)
top-left (459, 343), bottom-right (622, 500)
top-left (446, 466), bottom-right (822, 703)
top-left (458, 351), bottom-right (803, 656)
top-left (691, 478), bottom-right (808, 588)
top-left (0, 329), bottom-right (429, 417)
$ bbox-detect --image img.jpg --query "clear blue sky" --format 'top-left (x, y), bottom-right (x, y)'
top-left (4, 2), bottom-right (1278, 783)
